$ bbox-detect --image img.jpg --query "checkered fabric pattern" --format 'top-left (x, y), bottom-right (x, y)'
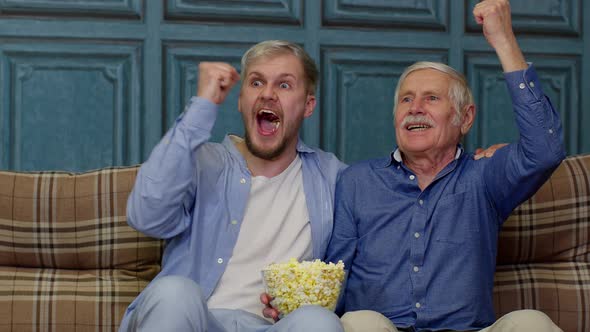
top-left (0, 166), bottom-right (162, 331)
top-left (0, 154), bottom-right (588, 331)
top-left (495, 154), bottom-right (590, 332)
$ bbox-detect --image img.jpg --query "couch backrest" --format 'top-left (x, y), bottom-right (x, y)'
top-left (0, 166), bottom-right (162, 273)
top-left (494, 154), bottom-right (590, 332)
top-left (497, 153), bottom-right (590, 264)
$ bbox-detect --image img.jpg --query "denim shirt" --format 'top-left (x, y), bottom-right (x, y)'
top-left (124, 97), bottom-right (346, 315)
top-left (325, 65), bottom-right (566, 331)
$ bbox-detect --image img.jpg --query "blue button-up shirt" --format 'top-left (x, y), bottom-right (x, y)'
top-left (325, 66), bottom-right (565, 331)
top-left (123, 97), bottom-right (346, 316)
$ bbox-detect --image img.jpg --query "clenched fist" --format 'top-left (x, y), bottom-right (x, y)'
top-left (197, 62), bottom-right (240, 105)
top-left (473, 0), bottom-right (526, 72)
top-left (473, 0), bottom-right (513, 50)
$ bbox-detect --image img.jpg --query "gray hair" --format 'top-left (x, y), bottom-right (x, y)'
top-left (393, 61), bottom-right (474, 125)
top-left (241, 40), bottom-right (319, 95)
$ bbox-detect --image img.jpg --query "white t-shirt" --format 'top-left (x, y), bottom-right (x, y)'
top-left (207, 154), bottom-right (312, 318)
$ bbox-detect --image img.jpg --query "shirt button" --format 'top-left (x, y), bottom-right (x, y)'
top-left (414, 232), bottom-right (420, 238)
top-left (548, 129), bottom-right (554, 134)
top-left (231, 220), bottom-right (238, 225)
top-left (413, 266), bottom-right (419, 272)
top-left (519, 83), bottom-right (526, 89)
top-left (397, 166), bottom-right (400, 169)
top-left (217, 258), bottom-right (223, 264)
top-left (240, 178), bottom-right (246, 184)
top-left (419, 199), bottom-right (424, 205)
top-left (529, 81), bottom-right (535, 88)
top-left (409, 175), bottom-right (415, 180)
top-left (415, 302), bottom-right (421, 308)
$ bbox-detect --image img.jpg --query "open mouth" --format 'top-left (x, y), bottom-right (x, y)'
top-left (406, 124), bottom-right (432, 131)
top-left (256, 109), bottom-right (281, 136)
top-left (401, 115), bottom-right (435, 132)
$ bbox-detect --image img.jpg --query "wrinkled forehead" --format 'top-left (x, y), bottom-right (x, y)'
top-left (401, 68), bottom-right (451, 93)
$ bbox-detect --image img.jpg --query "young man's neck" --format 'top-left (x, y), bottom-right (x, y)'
top-left (234, 139), bottom-right (298, 178)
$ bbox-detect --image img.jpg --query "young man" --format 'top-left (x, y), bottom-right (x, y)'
top-left (326, 1), bottom-right (566, 331)
top-left (119, 40), bottom-right (347, 332)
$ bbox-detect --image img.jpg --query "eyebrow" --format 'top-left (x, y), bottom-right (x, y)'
top-left (400, 89), bottom-right (445, 97)
top-left (247, 71), bottom-right (297, 81)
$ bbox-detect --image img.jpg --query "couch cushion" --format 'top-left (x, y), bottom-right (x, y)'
top-left (0, 166), bottom-right (162, 331)
top-left (495, 153), bottom-right (590, 332)
top-left (494, 262), bottom-right (590, 332)
top-left (0, 266), bottom-right (153, 331)
top-left (0, 166), bottom-right (162, 270)
top-left (498, 154), bottom-right (590, 264)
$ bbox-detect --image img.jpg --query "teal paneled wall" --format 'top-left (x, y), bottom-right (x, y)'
top-left (1, 0), bottom-right (588, 171)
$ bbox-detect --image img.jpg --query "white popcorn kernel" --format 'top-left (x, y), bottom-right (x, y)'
top-left (262, 258), bottom-right (345, 316)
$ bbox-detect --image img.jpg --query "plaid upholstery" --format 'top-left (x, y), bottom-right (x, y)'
top-left (495, 154), bottom-right (590, 332)
top-left (0, 166), bottom-right (162, 331)
top-left (1, 154), bottom-right (588, 331)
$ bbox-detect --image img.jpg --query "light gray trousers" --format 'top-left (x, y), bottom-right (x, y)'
top-left (119, 275), bottom-right (344, 332)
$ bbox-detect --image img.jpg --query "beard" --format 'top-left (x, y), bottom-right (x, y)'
top-left (244, 126), bottom-right (289, 161)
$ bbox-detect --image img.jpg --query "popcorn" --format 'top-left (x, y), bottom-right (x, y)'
top-left (262, 258), bottom-right (345, 317)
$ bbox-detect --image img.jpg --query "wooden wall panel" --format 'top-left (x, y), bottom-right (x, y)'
top-left (466, 0), bottom-right (580, 35)
top-left (0, 0), bottom-right (142, 19)
top-left (0, 42), bottom-right (141, 171)
top-left (465, 53), bottom-right (580, 154)
top-left (0, 0), bottom-right (587, 171)
top-left (164, 42), bottom-right (251, 143)
top-left (322, 0), bottom-right (448, 30)
top-left (321, 47), bottom-right (447, 163)
top-left (165, 0), bottom-right (302, 25)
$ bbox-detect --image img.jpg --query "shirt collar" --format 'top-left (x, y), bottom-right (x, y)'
top-left (380, 145), bottom-right (464, 168)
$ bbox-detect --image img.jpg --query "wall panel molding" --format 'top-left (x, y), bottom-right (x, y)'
top-left (0, 41), bottom-right (141, 171)
top-left (466, 0), bottom-right (580, 36)
top-left (321, 47), bottom-right (447, 163)
top-left (165, 0), bottom-right (302, 25)
top-left (163, 42), bottom-right (252, 143)
top-left (322, 0), bottom-right (448, 31)
top-left (0, 0), bottom-right (142, 20)
top-left (465, 53), bottom-right (580, 154)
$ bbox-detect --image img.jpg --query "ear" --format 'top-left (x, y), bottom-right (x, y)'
top-left (303, 94), bottom-right (316, 118)
top-left (460, 104), bottom-right (476, 135)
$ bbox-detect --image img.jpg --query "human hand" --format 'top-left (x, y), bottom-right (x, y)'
top-left (197, 62), bottom-right (240, 105)
top-left (473, 0), bottom-right (514, 49)
top-left (474, 143), bottom-right (508, 160)
top-left (260, 292), bottom-right (280, 322)
top-left (473, 0), bottom-right (526, 72)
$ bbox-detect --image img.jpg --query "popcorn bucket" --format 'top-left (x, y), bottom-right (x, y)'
top-left (262, 259), bottom-right (346, 318)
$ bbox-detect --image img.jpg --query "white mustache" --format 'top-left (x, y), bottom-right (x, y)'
top-left (401, 115), bottom-right (436, 128)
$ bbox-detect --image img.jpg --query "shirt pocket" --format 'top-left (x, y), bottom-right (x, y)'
top-left (432, 191), bottom-right (480, 245)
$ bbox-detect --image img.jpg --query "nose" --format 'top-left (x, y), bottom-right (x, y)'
top-left (409, 98), bottom-right (423, 114)
top-left (259, 84), bottom-right (277, 100)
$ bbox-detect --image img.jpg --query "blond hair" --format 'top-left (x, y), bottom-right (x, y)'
top-left (241, 40), bottom-right (319, 95)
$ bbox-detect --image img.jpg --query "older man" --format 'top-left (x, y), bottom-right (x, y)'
top-left (325, 1), bottom-right (566, 331)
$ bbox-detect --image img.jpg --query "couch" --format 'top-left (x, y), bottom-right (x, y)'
top-left (0, 154), bottom-right (588, 331)
top-left (493, 153), bottom-right (590, 332)
top-left (0, 166), bottom-right (162, 331)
